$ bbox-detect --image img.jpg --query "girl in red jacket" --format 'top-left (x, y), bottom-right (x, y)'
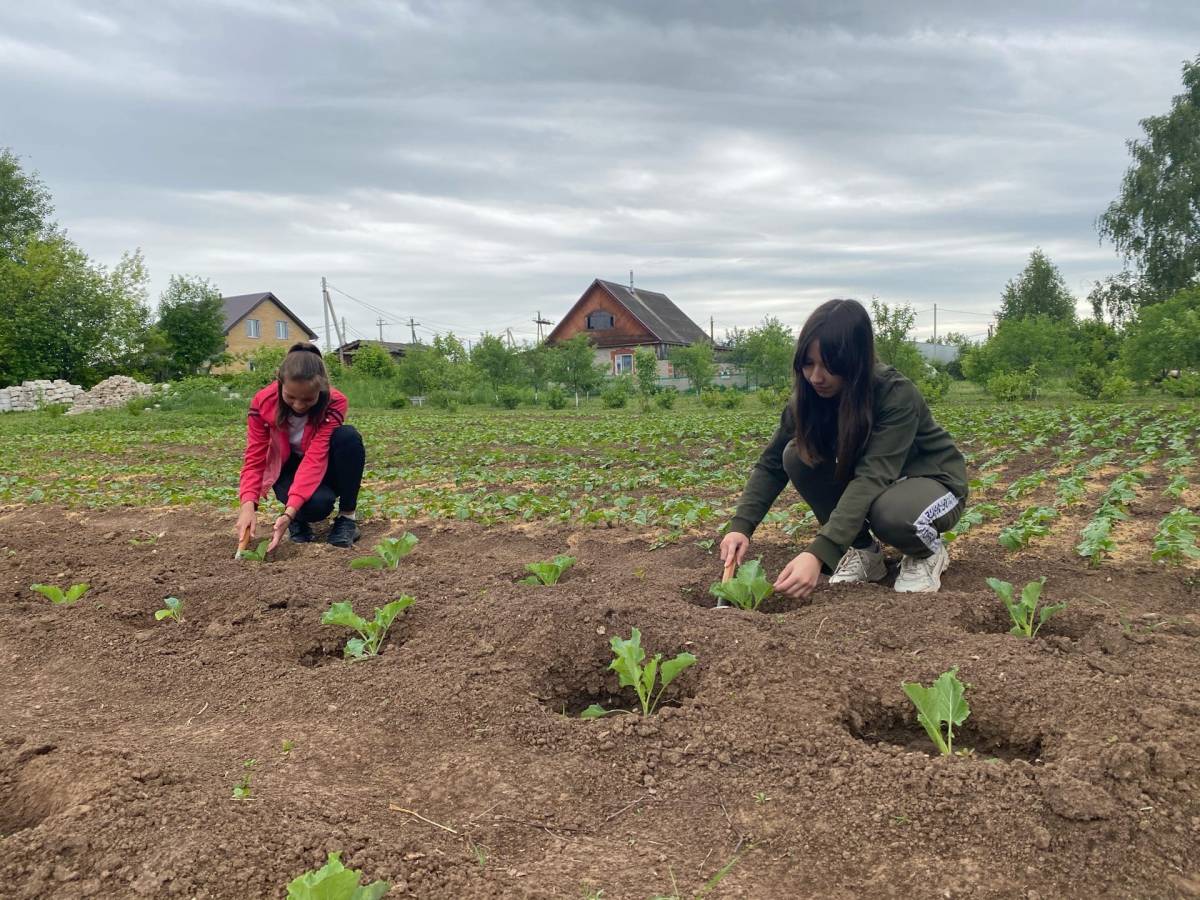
top-left (235, 343), bottom-right (365, 551)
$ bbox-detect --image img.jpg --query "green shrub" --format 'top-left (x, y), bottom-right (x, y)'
top-left (1070, 364), bottom-right (1105, 399)
top-left (428, 390), bottom-right (461, 412)
top-left (719, 390), bottom-right (743, 409)
top-left (917, 366), bottom-right (952, 403)
top-left (699, 389), bottom-right (721, 409)
top-left (351, 343), bottom-right (395, 378)
top-left (388, 395), bottom-right (409, 409)
top-left (601, 377), bottom-right (631, 409)
top-left (655, 390), bottom-right (676, 410)
top-left (987, 366), bottom-right (1039, 401)
top-left (1098, 374), bottom-right (1132, 401)
top-left (545, 386), bottom-right (568, 409)
top-left (757, 386), bottom-right (789, 408)
top-left (497, 385), bottom-right (522, 409)
top-left (1162, 371), bottom-right (1200, 398)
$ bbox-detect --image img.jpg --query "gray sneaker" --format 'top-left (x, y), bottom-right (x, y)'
top-left (829, 543), bottom-right (887, 584)
top-left (894, 544), bottom-right (950, 593)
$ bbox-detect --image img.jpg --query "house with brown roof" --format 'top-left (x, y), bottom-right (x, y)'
top-left (219, 292), bottom-right (319, 372)
top-left (545, 279), bottom-right (713, 377)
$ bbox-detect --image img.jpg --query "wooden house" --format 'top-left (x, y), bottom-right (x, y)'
top-left (545, 279), bottom-right (712, 376)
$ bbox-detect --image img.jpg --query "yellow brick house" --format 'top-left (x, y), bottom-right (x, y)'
top-left (220, 292), bottom-right (319, 372)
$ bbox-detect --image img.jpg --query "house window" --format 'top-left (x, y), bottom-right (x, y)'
top-left (246, 319), bottom-right (261, 339)
top-left (615, 353), bottom-right (633, 375)
top-left (586, 311), bottom-right (614, 330)
top-left (276, 320), bottom-right (289, 340)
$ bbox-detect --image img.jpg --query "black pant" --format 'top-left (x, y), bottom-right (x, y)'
top-left (272, 425), bottom-right (365, 523)
top-left (782, 441), bottom-right (963, 559)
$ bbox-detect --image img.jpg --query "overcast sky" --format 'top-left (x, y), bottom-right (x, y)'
top-left (2, 1), bottom-right (1195, 346)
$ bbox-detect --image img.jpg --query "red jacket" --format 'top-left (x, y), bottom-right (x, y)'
top-left (239, 383), bottom-right (348, 510)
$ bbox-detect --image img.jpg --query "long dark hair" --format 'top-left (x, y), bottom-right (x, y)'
top-left (791, 299), bottom-right (877, 482)
top-left (274, 342), bottom-right (331, 428)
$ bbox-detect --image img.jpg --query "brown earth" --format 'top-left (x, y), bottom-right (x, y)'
top-left (1, 505), bottom-right (1199, 899)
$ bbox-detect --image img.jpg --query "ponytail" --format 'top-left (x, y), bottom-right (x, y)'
top-left (275, 342), bottom-right (331, 427)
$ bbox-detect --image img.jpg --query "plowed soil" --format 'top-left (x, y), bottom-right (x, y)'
top-left (2, 501), bottom-right (1198, 899)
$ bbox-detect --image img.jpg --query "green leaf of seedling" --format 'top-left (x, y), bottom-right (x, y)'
top-left (1019, 577), bottom-right (1045, 610)
top-left (518, 575), bottom-right (541, 585)
top-left (349, 556), bottom-right (386, 570)
top-left (238, 540), bottom-right (270, 562)
top-left (65, 583), bottom-right (90, 603)
top-left (659, 652), bottom-right (697, 688)
top-left (522, 554), bottom-right (576, 585)
top-left (373, 596), bottom-right (414, 634)
top-left (709, 559), bottom-right (774, 611)
top-left (154, 608), bottom-right (172, 620)
top-left (321, 601), bottom-right (369, 634)
top-left (376, 533), bottom-right (419, 566)
top-left (608, 628), bottom-right (646, 691)
top-left (343, 637), bottom-right (368, 660)
top-left (30, 583), bottom-right (66, 604)
top-left (580, 704), bottom-right (612, 719)
top-left (640, 654), bottom-right (660, 715)
top-left (286, 851), bottom-right (391, 900)
top-left (902, 668), bottom-right (969, 756)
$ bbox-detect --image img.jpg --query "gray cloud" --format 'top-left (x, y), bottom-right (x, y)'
top-left (1, 0), bottom-right (1195, 344)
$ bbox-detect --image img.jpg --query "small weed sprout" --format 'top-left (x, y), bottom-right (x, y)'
top-left (286, 851), bottom-right (389, 900)
top-left (155, 596), bottom-right (184, 623)
top-left (581, 627), bottom-right (697, 719)
top-left (321, 597), bottom-right (414, 660)
top-left (237, 540), bottom-right (270, 562)
top-left (30, 582), bottom-right (90, 605)
top-left (520, 554), bottom-right (576, 585)
top-left (709, 559), bottom-right (774, 611)
top-left (350, 533), bottom-right (418, 569)
top-left (986, 576), bottom-right (1066, 638)
top-left (901, 668), bottom-right (970, 756)
top-left (232, 759), bottom-right (256, 799)
top-left (281, 739), bottom-right (295, 753)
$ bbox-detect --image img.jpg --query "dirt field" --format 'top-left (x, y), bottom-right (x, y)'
top-left (1, 502), bottom-right (1198, 899)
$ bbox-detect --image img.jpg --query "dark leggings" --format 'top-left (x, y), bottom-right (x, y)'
top-left (272, 425), bottom-right (365, 523)
top-left (782, 441), bottom-right (963, 559)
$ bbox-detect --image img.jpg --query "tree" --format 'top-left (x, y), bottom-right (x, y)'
top-left (0, 148), bottom-right (56, 259)
top-left (0, 237), bottom-right (150, 387)
top-left (634, 347), bottom-right (658, 409)
top-left (1098, 56), bottom-right (1200, 300)
top-left (1120, 286), bottom-right (1200, 382)
top-left (351, 342), bottom-right (395, 378)
top-left (739, 317), bottom-right (795, 389)
top-left (522, 343), bottom-right (553, 400)
top-left (156, 275), bottom-right (227, 377)
top-left (1087, 271), bottom-right (1158, 328)
top-left (998, 249), bottom-right (1076, 323)
top-left (669, 341), bottom-right (716, 394)
top-left (869, 301), bottom-right (927, 382)
top-left (470, 333), bottom-right (521, 398)
top-left (961, 316), bottom-right (1079, 384)
top-left (550, 333), bottom-right (606, 402)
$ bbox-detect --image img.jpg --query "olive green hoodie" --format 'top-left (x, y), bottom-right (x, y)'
top-left (729, 365), bottom-right (968, 570)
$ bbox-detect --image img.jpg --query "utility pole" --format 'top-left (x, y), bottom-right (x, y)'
top-left (629, 269), bottom-right (634, 291)
top-left (710, 316), bottom-right (715, 342)
top-left (406, 317), bottom-right (420, 344)
top-left (322, 276), bottom-right (331, 351)
top-left (321, 278), bottom-right (347, 365)
top-left (534, 311), bottom-right (553, 342)
top-left (377, 318), bottom-right (385, 342)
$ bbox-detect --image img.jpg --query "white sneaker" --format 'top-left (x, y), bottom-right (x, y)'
top-left (894, 544), bottom-right (950, 593)
top-left (829, 542), bottom-right (887, 584)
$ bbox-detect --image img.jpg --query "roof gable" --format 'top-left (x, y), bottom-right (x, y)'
top-left (546, 279), bottom-right (711, 346)
top-left (222, 292), bottom-right (318, 340)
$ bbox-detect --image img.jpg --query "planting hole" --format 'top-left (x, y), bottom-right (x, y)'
top-left (0, 748), bottom-right (71, 837)
top-left (845, 701), bottom-right (1043, 763)
top-left (534, 646), bottom-right (698, 718)
top-left (955, 603), bottom-right (1092, 640)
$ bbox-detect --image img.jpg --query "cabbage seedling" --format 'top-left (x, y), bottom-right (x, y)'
top-left (30, 582), bottom-right (90, 605)
top-left (286, 851), bottom-right (389, 900)
top-left (320, 597), bottom-right (414, 660)
top-left (349, 533), bottom-right (418, 569)
top-left (708, 559), bottom-right (774, 611)
top-left (582, 627), bottom-right (697, 719)
top-left (986, 576), bottom-right (1066, 638)
top-left (520, 554), bottom-right (576, 585)
top-left (237, 540), bottom-right (270, 562)
top-left (901, 667), bottom-right (969, 756)
top-left (155, 596), bottom-right (184, 623)
top-left (232, 759), bottom-right (255, 799)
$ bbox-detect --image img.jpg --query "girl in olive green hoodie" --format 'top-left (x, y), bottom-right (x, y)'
top-left (721, 299), bottom-right (968, 600)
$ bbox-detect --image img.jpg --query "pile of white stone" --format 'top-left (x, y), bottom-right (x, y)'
top-left (67, 375), bottom-right (155, 414)
top-left (0, 379), bottom-right (85, 413)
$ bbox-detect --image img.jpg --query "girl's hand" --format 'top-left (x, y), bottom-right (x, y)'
top-left (720, 532), bottom-right (750, 568)
top-left (235, 503), bottom-right (257, 547)
top-left (266, 509), bottom-right (296, 553)
top-left (774, 551), bottom-right (822, 600)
